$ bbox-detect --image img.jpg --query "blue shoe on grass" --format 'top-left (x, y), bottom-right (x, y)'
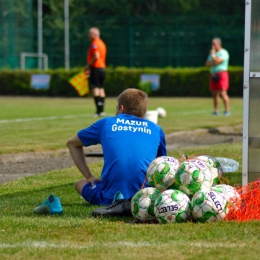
top-left (211, 111), bottom-right (219, 116)
top-left (34, 194), bottom-right (63, 214)
top-left (223, 111), bottom-right (231, 116)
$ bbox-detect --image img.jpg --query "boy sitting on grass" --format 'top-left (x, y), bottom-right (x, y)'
top-left (67, 88), bottom-right (166, 217)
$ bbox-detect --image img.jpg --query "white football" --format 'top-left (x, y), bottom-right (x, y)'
top-left (146, 156), bottom-right (180, 191)
top-left (154, 189), bottom-right (191, 223)
top-left (131, 187), bottom-right (161, 221)
top-left (212, 184), bottom-right (241, 211)
top-left (191, 190), bottom-right (227, 222)
top-left (156, 107), bottom-right (167, 118)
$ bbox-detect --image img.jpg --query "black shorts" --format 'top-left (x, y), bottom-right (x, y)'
top-left (89, 68), bottom-right (106, 89)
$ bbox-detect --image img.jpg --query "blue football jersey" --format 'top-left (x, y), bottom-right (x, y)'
top-left (78, 113), bottom-right (166, 200)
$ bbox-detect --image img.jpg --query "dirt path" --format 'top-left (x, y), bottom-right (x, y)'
top-left (0, 125), bottom-right (242, 184)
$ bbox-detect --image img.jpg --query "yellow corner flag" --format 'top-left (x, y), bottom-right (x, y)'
top-left (69, 71), bottom-right (89, 96)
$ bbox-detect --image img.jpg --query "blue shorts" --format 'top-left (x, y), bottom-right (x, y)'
top-left (81, 181), bottom-right (113, 206)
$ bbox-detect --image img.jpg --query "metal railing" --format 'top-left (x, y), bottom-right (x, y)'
top-left (20, 53), bottom-right (48, 71)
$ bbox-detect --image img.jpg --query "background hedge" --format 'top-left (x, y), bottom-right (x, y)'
top-left (0, 67), bottom-right (243, 97)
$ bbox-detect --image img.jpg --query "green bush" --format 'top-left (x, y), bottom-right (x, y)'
top-left (0, 67), bottom-right (243, 97)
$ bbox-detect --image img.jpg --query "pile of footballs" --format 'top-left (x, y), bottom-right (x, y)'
top-left (131, 155), bottom-right (241, 224)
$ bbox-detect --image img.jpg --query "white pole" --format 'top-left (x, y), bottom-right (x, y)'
top-left (242, 0), bottom-right (251, 186)
top-left (38, 0), bottom-right (43, 70)
top-left (64, 0), bottom-right (70, 70)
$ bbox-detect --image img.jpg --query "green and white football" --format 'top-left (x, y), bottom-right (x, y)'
top-left (191, 190), bottom-right (227, 223)
top-left (174, 159), bottom-right (212, 196)
top-left (194, 155), bottom-right (222, 185)
top-left (154, 189), bottom-right (191, 224)
top-left (131, 187), bottom-right (161, 221)
top-left (146, 156), bottom-right (180, 191)
top-left (212, 184), bottom-right (241, 211)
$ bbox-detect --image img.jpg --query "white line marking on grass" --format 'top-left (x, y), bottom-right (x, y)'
top-left (0, 114), bottom-right (90, 124)
top-left (0, 241), bottom-right (248, 250)
top-left (107, 241), bottom-right (151, 247)
top-left (0, 110), bottom-right (209, 124)
top-left (190, 242), bottom-right (247, 248)
top-left (0, 241), bottom-right (87, 249)
top-left (0, 241), bottom-right (151, 249)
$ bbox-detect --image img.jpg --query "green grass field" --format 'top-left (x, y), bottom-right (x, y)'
top-left (0, 96), bottom-right (242, 154)
top-left (1, 96), bottom-right (260, 260)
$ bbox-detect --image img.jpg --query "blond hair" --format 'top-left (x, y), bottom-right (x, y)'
top-left (117, 88), bottom-right (148, 118)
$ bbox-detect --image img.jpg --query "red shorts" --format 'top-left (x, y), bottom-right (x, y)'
top-left (210, 71), bottom-right (229, 91)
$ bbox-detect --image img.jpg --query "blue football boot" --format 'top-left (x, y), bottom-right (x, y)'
top-left (34, 194), bottom-right (63, 214)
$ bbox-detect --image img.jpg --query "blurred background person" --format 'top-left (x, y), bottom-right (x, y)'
top-left (205, 37), bottom-right (230, 116)
top-left (86, 27), bottom-right (107, 117)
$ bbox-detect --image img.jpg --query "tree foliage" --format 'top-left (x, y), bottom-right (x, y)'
top-left (0, 0), bottom-right (245, 69)
top-left (36, 0), bottom-right (244, 18)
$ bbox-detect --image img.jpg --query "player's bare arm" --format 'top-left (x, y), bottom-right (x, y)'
top-left (210, 47), bottom-right (223, 65)
top-left (85, 52), bottom-right (99, 77)
top-left (205, 60), bottom-right (212, 67)
top-left (67, 135), bottom-right (101, 184)
top-left (211, 55), bottom-right (223, 65)
top-left (205, 56), bottom-right (223, 67)
top-left (86, 52), bottom-right (99, 69)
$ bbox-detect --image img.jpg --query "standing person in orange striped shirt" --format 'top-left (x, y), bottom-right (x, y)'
top-left (85, 27), bottom-right (107, 117)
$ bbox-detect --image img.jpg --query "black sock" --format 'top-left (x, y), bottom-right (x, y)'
top-left (95, 97), bottom-right (102, 114)
top-left (99, 97), bottom-right (105, 113)
top-left (94, 97), bottom-right (99, 113)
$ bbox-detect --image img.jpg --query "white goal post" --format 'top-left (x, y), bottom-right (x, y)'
top-left (242, 0), bottom-right (260, 185)
top-left (20, 52), bottom-right (48, 71)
